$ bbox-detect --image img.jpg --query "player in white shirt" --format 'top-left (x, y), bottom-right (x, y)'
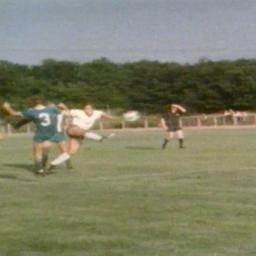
top-left (70, 108), bottom-right (104, 131)
top-left (67, 106), bottom-right (114, 154)
top-left (47, 101), bottom-right (114, 169)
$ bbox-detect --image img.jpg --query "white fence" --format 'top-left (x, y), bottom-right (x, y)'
top-left (181, 114), bottom-right (256, 127)
top-left (1, 114), bottom-right (256, 135)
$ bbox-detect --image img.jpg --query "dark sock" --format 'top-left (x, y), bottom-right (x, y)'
top-left (42, 154), bottom-right (48, 168)
top-left (162, 139), bottom-right (169, 149)
top-left (34, 161), bottom-right (43, 172)
top-left (179, 139), bottom-right (184, 148)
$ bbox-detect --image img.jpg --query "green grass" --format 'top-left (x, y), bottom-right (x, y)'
top-left (0, 129), bottom-right (256, 256)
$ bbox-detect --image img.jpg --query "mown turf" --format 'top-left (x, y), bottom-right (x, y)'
top-left (0, 129), bottom-right (256, 256)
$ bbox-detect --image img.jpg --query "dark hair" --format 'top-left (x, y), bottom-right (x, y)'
top-left (81, 100), bottom-right (93, 108)
top-left (28, 95), bottom-right (43, 107)
top-left (166, 104), bottom-right (172, 111)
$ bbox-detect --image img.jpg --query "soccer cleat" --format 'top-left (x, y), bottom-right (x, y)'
top-left (108, 133), bottom-right (116, 138)
top-left (99, 133), bottom-right (116, 142)
top-left (45, 164), bottom-right (57, 174)
top-left (34, 169), bottom-right (45, 176)
top-left (33, 161), bottom-right (44, 175)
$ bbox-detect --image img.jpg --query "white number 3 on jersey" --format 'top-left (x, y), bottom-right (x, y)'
top-left (39, 113), bottom-right (51, 127)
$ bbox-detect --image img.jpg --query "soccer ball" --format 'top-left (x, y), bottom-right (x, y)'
top-left (123, 111), bottom-right (141, 122)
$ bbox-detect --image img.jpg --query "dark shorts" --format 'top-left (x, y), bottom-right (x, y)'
top-left (33, 132), bottom-right (66, 143)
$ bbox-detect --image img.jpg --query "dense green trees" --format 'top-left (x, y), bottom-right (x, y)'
top-left (1, 58), bottom-right (256, 113)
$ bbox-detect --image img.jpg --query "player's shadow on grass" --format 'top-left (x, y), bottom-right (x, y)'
top-left (0, 173), bottom-right (35, 182)
top-left (1, 164), bottom-right (36, 181)
top-left (3, 163), bottom-right (34, 173)
top-left (126, 146), bottom-right (158, 150)
top-left (0, 174), bottom-right (17, 180)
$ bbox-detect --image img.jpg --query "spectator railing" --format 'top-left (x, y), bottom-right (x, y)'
top-left (1, 113), bottom-right (256, 135)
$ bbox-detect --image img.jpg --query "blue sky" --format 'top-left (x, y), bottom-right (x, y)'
top-left (1, 0), bottom-right (256, 64)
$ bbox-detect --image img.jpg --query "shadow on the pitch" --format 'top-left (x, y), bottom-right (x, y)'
top-left (1, 164), bottom-right (37, 181)
top-left (126, 146), bottom-right (158, 150)
top-left (0, 173), bottom-right (35, 182)
top-left (3, 163), bottom-right (33, 172)
top-left (0, 174), bottom-right (17, 180)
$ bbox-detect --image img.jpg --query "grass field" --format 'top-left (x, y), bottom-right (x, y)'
top-left (0, 129), bottom-right (256, 256)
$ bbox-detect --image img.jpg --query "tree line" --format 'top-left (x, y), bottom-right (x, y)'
top-left (0, 58), bottom-right (256, 114)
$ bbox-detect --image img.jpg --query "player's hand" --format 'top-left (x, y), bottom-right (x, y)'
top-left (57, 103), bottom-right (68, 110)
top-left (2, 102), bottom-right (11, 110)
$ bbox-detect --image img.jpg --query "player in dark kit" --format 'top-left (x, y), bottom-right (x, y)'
top-left (160, 104), bottom-right (186, 149)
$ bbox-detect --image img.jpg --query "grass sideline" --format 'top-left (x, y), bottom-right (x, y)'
top-left (0, 129), bottom-right (256, 256)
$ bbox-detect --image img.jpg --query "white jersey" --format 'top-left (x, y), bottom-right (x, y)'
top-left (70, 109), bottom-right (103, 130)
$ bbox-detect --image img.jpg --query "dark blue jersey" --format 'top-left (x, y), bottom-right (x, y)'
top-left (22, 107), bottom-right (60, 140)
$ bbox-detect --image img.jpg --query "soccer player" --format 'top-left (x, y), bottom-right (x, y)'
top-left (8, 101), bottom-right (73, 169)
top-left (47, 101), bottom-right (114, 169)
top-left (160, 104), bottom-right (186, 149)
top-left (2, 96), bottom-right (68, 175)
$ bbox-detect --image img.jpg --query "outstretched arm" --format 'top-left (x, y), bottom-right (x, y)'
top-left (172, 104), bottom-right (186, 113)
top-left (101, 112), bottom-right (115, 120)
top-left (2, 102), bottom-right (22, 117)
top-left (12, 118), bottom-right (31, 129)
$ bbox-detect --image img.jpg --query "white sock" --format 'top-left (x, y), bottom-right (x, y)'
top-left (51, 153), bottom-right (70, 166)
top-left (85, 132), bottom-right (102, 141)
